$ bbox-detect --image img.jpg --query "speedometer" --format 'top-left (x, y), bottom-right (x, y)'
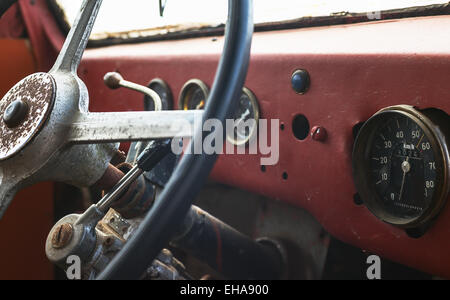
top-left (353, 105), bottom-right (450, 230)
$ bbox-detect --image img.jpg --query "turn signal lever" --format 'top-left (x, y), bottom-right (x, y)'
top-left (96, 139), bottom-right (172, 214)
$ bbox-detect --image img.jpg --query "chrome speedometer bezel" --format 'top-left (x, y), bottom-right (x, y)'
top-left (353, 105), bottom-right (450, 229)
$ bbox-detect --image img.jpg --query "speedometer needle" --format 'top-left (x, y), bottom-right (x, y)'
top-left (235, 109), bottom-right (251, 127)
top-left (399, 157), bottom-right (411, 202)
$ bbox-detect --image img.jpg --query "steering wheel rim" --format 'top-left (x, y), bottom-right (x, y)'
top-left (98, 1), bottom-right (254, 279)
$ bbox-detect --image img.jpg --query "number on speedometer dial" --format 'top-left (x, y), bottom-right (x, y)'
top-left (353, 105), bottom-right (449, 230)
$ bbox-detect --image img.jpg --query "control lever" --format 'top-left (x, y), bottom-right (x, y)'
top-left (46, 139), bottom-right (173, 270)
top-left (103, 72), bottom-right (163, 111)
top-left (96, 139), bottom-right (172, 213)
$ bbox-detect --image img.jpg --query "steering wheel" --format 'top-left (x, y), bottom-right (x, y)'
top-left (0, 0), bottom-right (253, 279)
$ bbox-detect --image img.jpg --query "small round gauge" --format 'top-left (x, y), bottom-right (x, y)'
top-left (145, 78), bottom-right (173, 111)
top-left (178, 79), bottom-right (209, 110)
top-left (353, 105), bottom-right (450, 228)
top-left (227, 87), bottom-right (260, 146)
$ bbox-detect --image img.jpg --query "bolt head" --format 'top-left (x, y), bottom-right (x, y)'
top-left (3, 100), bottom-right (29, 128)
top-left (51, 223), bottom-right (74, 249)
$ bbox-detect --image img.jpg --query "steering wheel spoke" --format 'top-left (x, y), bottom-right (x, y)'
top-left (67, 110), bottom-right (203, 143)
top-left (50, 0), bottom-right (103, 74)
top-left (0, 0), bottom-right (120, 218)
top-left (0, 169), bottom-right (20, 217)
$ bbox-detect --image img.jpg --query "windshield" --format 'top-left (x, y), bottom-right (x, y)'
top-left (53, 0), bottom-right (447, 40)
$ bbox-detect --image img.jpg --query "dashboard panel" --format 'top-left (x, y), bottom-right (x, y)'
top-left (26, 8), bottom-right (450, 277)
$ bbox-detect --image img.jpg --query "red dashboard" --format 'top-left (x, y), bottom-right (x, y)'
top-left (15, 0), bottom-right (450, 278)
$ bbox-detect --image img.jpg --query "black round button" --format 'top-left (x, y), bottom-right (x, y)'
top-left (3, 100), bottom-right (29, 128)
top-left (291, 70), bottom-right (310, 94)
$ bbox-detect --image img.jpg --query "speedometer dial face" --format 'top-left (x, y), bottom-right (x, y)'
top-left (353, 106), bottom-right (449, 228)
top-left (369, 114), bottom-right (436, 219)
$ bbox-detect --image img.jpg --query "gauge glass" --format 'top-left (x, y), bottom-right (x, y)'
top-left (369, 114), bottom-right (437, 219)
top-left (178, 80), bottom-right (209, 111)
top-left (185, 87), bottom-right (206, 110)
top-left (227, 88), bottom-right (260, 146)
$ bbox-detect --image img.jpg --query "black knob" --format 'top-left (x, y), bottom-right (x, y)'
top-left (3, 100), bottom-right (29, 128)
top-left (291, 69), bottom-right (310, 94)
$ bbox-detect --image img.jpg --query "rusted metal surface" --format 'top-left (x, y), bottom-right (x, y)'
top-left (51, 223), bottom-right (74, 249)
top-left (97, 208), bottom-right (131, 241)
top-left (47, 206), bottom-right (188, 279)
top-left (0, 73), bottom-right (55, 160)
top-left (99, 162), bottom-right (155, 219)
top-left (109, 150), bottom-right (126, 166)
top-left (255, 3), bottom-right (450, 34)
top-left (94, 163), bottom-right (125, 192)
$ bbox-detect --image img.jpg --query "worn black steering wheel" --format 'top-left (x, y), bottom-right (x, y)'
top-left (0, 0), bottom-right (253, 279)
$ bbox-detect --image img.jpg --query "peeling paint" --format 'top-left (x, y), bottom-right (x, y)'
top-left (0, 73), bottom-right (56, 160)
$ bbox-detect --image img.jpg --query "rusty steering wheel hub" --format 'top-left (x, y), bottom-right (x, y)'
top-left (0, 73), bottom-right (56, 161)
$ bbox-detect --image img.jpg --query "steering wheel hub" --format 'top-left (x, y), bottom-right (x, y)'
top-left (0, 73), bottom-right (56, 160)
